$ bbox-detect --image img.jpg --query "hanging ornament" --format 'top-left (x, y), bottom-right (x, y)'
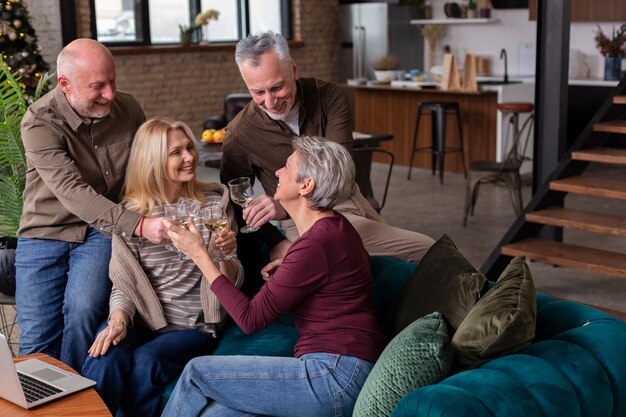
top-left (8, 31), bottom-right (17, 41)
top-left (13, 20), bottom-right (22, 29)
top-left (21, 51), bottom-right (28, 58)
top-left (6, 4), bottom-right (13, 11)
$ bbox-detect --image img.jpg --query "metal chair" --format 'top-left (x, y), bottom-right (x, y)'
top-left (0, 291), bottom-right (18, 356)
top-left (354, 148), bottom-right (395, 213)
top-left (463, 102), bottom-right (535, 226)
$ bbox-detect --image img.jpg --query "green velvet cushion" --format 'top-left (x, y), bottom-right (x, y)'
top-left (384, 234), bottom-right (486, 338)
top-left (353, 312), bottom-right (452, 417)
top-left (451, 256), bottom-right (536, 371)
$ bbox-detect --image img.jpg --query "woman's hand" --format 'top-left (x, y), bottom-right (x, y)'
top-left (88, 311), bottom-right (129, 358)
top-left (261, 258), bottom-right (282, 281)
top-left (164, 218), bottom-right (207, 261)
top-left (214, 228), bottom-right (236, 254)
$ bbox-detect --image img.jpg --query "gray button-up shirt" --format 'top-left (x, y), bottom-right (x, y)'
top-left (18, 86), bottom-right (146, 243)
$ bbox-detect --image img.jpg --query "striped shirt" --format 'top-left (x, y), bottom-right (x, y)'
top-left (109, 187), bottom-right (242, 333)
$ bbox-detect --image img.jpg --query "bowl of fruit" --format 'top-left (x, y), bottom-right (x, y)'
top-left (201, 128), bottom-right (226, 144)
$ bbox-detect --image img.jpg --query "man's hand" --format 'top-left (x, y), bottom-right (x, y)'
top-left (138, 216), bottom-right (170, 244)
top-left (88, 311), bottom-right (129, 358)
top-left (243, 195), bottom-right (288, 228)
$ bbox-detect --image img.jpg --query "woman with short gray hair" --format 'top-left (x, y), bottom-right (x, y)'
top-left (163, 135), bottom-right (386, 417)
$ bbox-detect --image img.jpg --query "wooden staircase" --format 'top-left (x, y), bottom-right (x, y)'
top-left (481, 80), bottom-right (626, 321)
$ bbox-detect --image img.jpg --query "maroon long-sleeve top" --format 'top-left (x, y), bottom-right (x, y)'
top-left (211, 213), bottom-right (387, 363)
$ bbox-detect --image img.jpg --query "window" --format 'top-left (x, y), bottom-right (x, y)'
top-left (90, 0), bottom-right (291, 46)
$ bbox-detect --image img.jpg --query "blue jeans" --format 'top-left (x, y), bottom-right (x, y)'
top-left (82, 322), bottom-right (218, 417)
top-left (15, 227), bottom-right (112, 371)
top-left (161, 353), bottom-right (374, 417)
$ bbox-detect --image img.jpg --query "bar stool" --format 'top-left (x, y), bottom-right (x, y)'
top-left (463, 102), bottom-right (535, 226)
top-left (407, 102), bottom-right (467, 184)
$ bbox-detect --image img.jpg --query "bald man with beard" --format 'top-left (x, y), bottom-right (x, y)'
top-left (15, 39), bottom-right (168, 371)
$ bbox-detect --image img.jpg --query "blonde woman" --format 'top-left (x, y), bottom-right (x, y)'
top-left (81, 117), bottom-right (243, 417)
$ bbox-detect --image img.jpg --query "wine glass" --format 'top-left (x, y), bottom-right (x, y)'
top-left (201, 205), bottom-right (233, 262)
top-left (227, 177), bottom-right (259, 233)
top-left (163, 204), bottom-right (186, 259)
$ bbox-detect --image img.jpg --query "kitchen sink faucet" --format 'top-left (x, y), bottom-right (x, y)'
top-left (500, 48), bottom-right (509, 84)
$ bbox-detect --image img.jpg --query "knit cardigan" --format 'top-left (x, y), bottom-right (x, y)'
top-left (108, 183), bottom-right (243, 331)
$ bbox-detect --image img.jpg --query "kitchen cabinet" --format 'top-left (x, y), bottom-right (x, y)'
top-left (529, 0), bottom-right (626, 21)
top-left (346, 85), bottom-right (498, 173)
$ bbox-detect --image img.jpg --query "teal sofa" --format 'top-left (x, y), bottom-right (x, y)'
top-left (163, 256), bottom-right (626, 416)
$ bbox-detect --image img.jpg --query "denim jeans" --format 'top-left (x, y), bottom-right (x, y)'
top-left (161, 353), bottom-right (374, 417)
top-left (15, 227), bottom-right (112, 371)
top-left (82, 322), bottom-right (218, 417)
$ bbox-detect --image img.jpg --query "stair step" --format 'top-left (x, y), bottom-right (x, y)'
top-left (614, 95), bottom-right (626, 105)
top-left (526, 207), bottom-right (626, 236)
top-left (593, 120), bottom-right (626, 134)
top-left (550, 176), bottom-right (626, 200)
top-left (501, 239), bottom-right (626, 278)
top-left (572, 147), bottom-right (626, 164)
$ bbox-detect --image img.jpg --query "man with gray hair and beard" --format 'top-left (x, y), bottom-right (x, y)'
top-left (221, 31), bottom-right (434, 293)
top-left (15, 39), bottom-right (168, 372)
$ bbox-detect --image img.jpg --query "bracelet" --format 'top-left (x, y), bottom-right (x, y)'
top-left (138, 217), bottom-right (145, 237)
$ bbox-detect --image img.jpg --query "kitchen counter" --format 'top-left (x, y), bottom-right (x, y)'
top-left (345, 84), bottom-right (498, 173)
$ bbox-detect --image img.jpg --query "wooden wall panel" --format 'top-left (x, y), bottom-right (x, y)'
top-left (529, 0), bottom-right (626, 21)
top-left (351, 86), bottom-right (498, 173)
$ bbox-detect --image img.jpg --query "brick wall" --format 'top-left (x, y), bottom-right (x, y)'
top-left (25, 0), bottom-right (63, 75)
top-left (27, 0), bottom-right (342, 135)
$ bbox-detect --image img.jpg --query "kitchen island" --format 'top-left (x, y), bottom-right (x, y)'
top-left (347, 84), bottom-right (498, 173)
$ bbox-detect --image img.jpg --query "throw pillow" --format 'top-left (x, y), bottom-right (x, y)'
top-left (384, 234), bottom-right (486, 338)
top-left (353, 312), bottom-right (452, 417)
top-left (451, 256), bottom-right (536, 372)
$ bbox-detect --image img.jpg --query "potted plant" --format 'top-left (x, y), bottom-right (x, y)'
top-left (594, 24), bottom-right (626, 81)
top-left (0, 62), bottom-right (51, 294)
top-left (467, 0), bottom-right (477, 18)
top-left (372, 55), bottom-right (401, 82)
top-left (179, 24), bottom-right (198, 46)
top-left (194, 8), bottom-right (220, 44)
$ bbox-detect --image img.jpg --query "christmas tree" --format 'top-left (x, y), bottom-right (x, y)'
top-left (0, 0), bottom-right (50, 99)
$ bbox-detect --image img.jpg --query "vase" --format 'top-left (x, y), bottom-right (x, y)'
top-left (604, 55), bottom-right (622, 81)
top-left (199, 25), bottom-right (210, 45)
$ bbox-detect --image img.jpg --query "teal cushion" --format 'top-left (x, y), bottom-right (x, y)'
top-left (451, 256), bottom-right (536, 371)
top-left (213, 315), bottom-right (299, 356)
top-left (353, 312), bottom-right (452, 417)
top-left (384, 234), bottom-right (486, 338)
top-left (372, 259), bottom-right (418, 325)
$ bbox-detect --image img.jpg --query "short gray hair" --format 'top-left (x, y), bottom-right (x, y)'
top-left (292, 136), bottom-right (354, 211)
top-left (235, 31), bottom-right (291, 70)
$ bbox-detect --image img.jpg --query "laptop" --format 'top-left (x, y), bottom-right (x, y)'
top-left (0, 333), bottom-right (96, 409)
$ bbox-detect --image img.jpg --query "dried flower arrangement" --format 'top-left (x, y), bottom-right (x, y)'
top-left (594, 24), bottom-right (626, 57)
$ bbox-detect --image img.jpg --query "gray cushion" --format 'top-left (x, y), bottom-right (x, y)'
top-left (384, 234), bottom-right (486, 338)
top-left (451, 256), bottom-right (536, 371)
top-left (353, 312), bottom-right (452, 417)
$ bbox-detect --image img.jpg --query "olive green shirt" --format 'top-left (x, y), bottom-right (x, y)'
top-left (18, 86), bottom-right (146, 243)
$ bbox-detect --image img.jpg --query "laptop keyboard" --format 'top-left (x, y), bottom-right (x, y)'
top-left (17, 372), bottom-right (63, 403)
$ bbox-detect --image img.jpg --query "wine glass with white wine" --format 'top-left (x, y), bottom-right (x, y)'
top-left (227, 177), bottom-right (259, 233)
top-left (201, 204), bottom-right (233, 262)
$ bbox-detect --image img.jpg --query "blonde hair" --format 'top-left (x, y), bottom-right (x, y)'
top-left (124, 117), bottom-right (205, 215)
